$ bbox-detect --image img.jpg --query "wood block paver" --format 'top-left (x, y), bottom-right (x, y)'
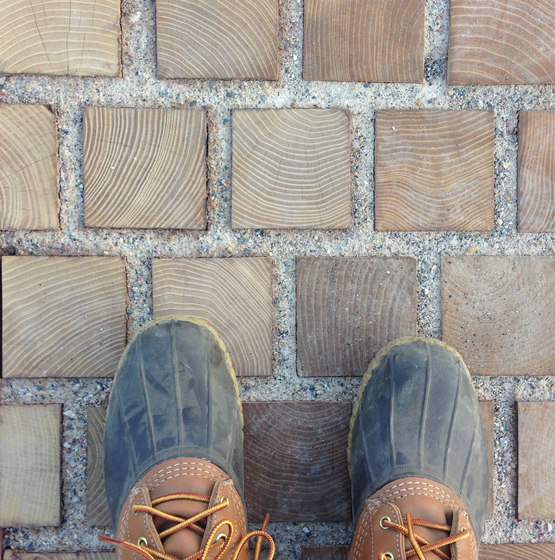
top-left (244, 402), bottom-right (351, 522)
top-left (375, 110), bottom-right (494, 232)
top-left (0, 405), bottom-right (62, 526)
top-left (84, 107), bottom-right (206, 230)
top-left (304, 0), bottom-right (425, 83)
top-left (302, 546), bottom-right (349, 560)
top-left (2, 257), bottom-right (126, 378)
top-left (232, 109), bottom-right (351, 229)
top-left (153, 258), bottom-right (273, 376)
top-left (4, 554), bottom-right (114, 560)
top-left (0, 105), bottom-right (58, 230)
top-left (517, 401), bottom-right (555, 519)
top-left (518, 111), bottom-right (555, 232)
top-left (441, 257), bottom-right (555, 376)
top-left (156, 0), bottom-right (279, 80)
top-left (297, 257), bottom-right (417, 377)
top-left (87, 407), bottom-right (109, 526)
top-left (479, 401), bottom-right (495, 516)
top-left (480, 543), bottom-right (555, 559)
top-left (448, 0), bottom-right (555, 85)
top-left (0, 0), bottom-right (120, 76)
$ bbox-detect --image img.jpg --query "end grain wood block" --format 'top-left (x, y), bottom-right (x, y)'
top-left (517, 401), bottom-right (555, 519)
top-left (0, 405), bottom-right (61, 526)
top-left (156, 0), bottom-right (278, 80)
top-left (479, 401), bottom-right (495, 516)
top-left (518, 111), bottom-right (555, 232)
top-left (2, 257), bottom-right (126, 378)
top-left (441, 257), bottom-right (555, 376)
top-left (375, 110), bottom-right (494, 232)
top-left (87, 407), bottom-right (110, 526)
top-left (302, 546), bottom-right (350, 560)
top-left (0, 0), bottom-right (120, 76)
top-left (232, 109), bottom-right (351, 229)
top-left (153, 258), bottom-right (273, 376)
top-left (304, 0), bottom-right (424, 82)
top-left (448, 0), bottom-right (555, 84)
top-left (84, 107), bottom-right (206, 229)
top-left (480, 543), bottom-right (555, 559)
top-left (297, 257), bottom-right (417, 377)
top-left (244, 402), bottom-right (351, 522)
top-left (0, 105), bottom-right (58, 230)
top-left (4, 554), bottom-right (114, 560)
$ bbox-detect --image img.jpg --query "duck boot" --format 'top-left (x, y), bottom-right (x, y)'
top-left (102, 318), bottom-right (274, 560)
top-left (348, 337), bottom-right (489, 560)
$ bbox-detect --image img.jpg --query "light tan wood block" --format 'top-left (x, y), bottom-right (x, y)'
top-left (0, 105), bottom-right (58, 230)
top-left (448, 0), bottom-right (555, 84)
top-left (479, 401), bottom-right (495, 516)
top-left (87, 407), bottom-right (110, 526)
top-left (297, 257), bottom-right (417, 377)
top-left (5, 553), bottom-right (114, 560)
top-left (480, 543), bottom-right (555, 560)
top-left (156, 0), bottom-right (278, 80)
top-left (375, 110), bottom-right (494, 232)
top-left (518, 111), bottom-right (555, 232)
top-left (153, 258), bottom-right (273, 376)
top-left (2, 257), bottom-right (126, 378)
top-left (441, 256), bottom-right (555, 376)
top-left (84, 107), bottom-right (206, 229)
top-left (232, 109), bottom-right (351, 229)
top-left (0, 405), bottom-right (62, 526)
top-left (0, 0), bottom-right (120, 76)
top-left (304, 0), bottom-right (425, 82)
top-left (517, 401), bottom-right (555, 519)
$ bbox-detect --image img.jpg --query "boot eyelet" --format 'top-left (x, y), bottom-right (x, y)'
top-left (137, 537), bottom-right (148, 548)
top-left (379, 516), bottom-right (391, 529)
top-left (220, 496), bottom-right (229, 507)
top-left (216, 533), bottom-right (227, 542)
top-left (383, 553), bottom-right (395, 560)
top-left (133, 503), bottom-right (140, 516)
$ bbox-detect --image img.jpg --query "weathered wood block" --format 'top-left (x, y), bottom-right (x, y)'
top-left (0, 405), bottom-right (62, 526)
top-left (2, 257), bottom-right (127, 378)
top-left (153, 258), bottom-right (274, 376)
top-left (87, 408), bottom-right (110, 526)
top-left (297, 257), bottom-right (417, 377)
top-left (0, 105), bottom-right (58, 230)
top-left (232, 109), bottom-right (351, 229)
top-left (375, 110), bottom-right (494, 232)
top-left (479, 401), bottom-right (495, 516)
top-left (480, 543), bottom-right (555, 559)
top-left (304, 0), bottom-right (425, 82)
top-left (441, 256), bottom-right (555, 376)
top-left (84, 107), bottom-right (206, 229)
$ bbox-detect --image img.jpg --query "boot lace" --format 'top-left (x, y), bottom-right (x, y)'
top-left (379, 511), bottom-right (470, 560)
top-left (99, 492), bottom-right (275, 560)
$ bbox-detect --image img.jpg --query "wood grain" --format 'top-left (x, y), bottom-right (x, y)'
top-left (153, 258), bottom-right (273, 376)
top-left (518, 111), bottom-right (555, 232)
top-left (448, 0), bottom-right (555, 84)
top-left (479, 401), bottom-right (495, 516)
top-left (84, 107), bottom-right (206, 229)
top-left (302, 546), bottom-right (349, 560)
top-left (156, 0), bottom-right (278, 80)
top-left (0, 0), bottom-right (120, 76)
top-left (297, 257), bottom-right (417, 377)
top-left (375, 110), bottom-right (494, 232)
top-left (4, 553), bottom-right (114, 560)
top-left (517, 401), bottom-right (555, 519)
top-left (304, 0), bottom-right (425, 82)
top-left (0, 405), bottom-right (61, 526)
top-left (2, 257), bottom-right (127, 378)
top-left (0, 105), bottom-right (58, 230)
top-left (441, 256), bottom-right (555, 376)
top-left (232, 109), bottom-right (351, 229)
top-left (480, 543), bottom-right (555, 560)
top-left (87, 408), bottom-right (110, 526)
top-left (244, 402), bottom-right (352, 522)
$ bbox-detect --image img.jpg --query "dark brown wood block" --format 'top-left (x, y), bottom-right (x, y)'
top-left (244, 402), bottom-right (352, 522)
top-left (518, 111), bottom-right (555, 232)
top-left (441, 256), bottom-right (555, 376)
top-left (479, 401), bottom-right (495, 516)
top-left (480, 543), bottom-right (555, 560)
top-left (297, 257), bottom-right (417, 377)
top-left (302, 546), bottom-right (350, 560)
top-left (87, 407), bottom-right (110, 526)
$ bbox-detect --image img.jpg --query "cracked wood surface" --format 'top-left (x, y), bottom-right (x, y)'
top-left (86, 408), bottom-right (110, 526)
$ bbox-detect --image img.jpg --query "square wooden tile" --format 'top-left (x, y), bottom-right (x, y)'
top-left (2, 257), bottom-right (127, 378)
top-left (84, 107), bottom-right (206, 229)
top-left (0, 105), bottom-right (58, 230)
top-left (156, 0), bottom-right (278, 80)
top-left (244, 402), bottom-right (351, 522)
top-left (0, 405), bottom-right (62, 526)
top-left (153, 258), bottom-right (273, 376)
top-left (518, 111), bottom-right (555, 232)
top-left (441, 257), bottom-right (555, 376)
top-left (232, 109), bottom-right (351, 229)
top-left (517, 401), bottom-right (555, 519)
top-left (480, 544), bottom-right (555, 559)
top-left (0, 0), bottom-right (120, 76)
top-left (448, 0), bottom-right (555, 84)
top-left (375, 110), bottom-right (494, 232)
top-left (297, 257), bottom-right (417, 377)
top-left (304, 0), bottom-right (425, 82)
top-left (87, 408), bottom-right (110, 526)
